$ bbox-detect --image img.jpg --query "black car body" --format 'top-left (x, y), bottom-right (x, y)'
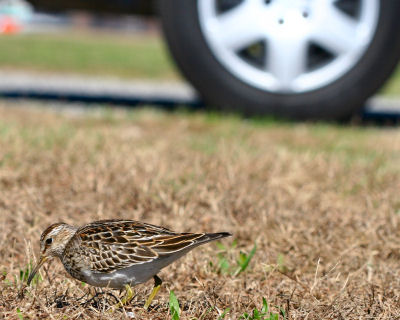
top-left (27, 0), bottom-right (154, 15)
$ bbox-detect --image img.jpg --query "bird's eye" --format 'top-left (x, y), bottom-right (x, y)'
top-left (45, 238), bottom-right (53, 245)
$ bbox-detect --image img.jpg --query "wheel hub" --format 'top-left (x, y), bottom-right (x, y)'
top-left (268, 0), bottom-right (311, 21)
top-left (198, 0), bottom-right (380, 93)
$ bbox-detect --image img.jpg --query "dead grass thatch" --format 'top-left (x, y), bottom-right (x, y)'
top-left (0, 102), bottom-right (400, 319)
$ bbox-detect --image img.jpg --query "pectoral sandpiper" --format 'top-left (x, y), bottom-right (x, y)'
top-left (27, 219), bottom-right (231, 309)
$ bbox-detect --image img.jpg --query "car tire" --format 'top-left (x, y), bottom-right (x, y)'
top-left (159, 0), bottom-right (400, 120)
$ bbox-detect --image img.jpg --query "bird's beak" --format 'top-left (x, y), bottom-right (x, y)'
top-left (27, 255), bottom-right (47, 285)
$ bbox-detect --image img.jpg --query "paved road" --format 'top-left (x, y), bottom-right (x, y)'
top-left (0, 71), bottom-right (399, 121)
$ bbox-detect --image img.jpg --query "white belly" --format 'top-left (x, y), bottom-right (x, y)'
top-left (81, 267), bottom-right (152, 289)
top-left (78, 249), bottom-right (191, 289)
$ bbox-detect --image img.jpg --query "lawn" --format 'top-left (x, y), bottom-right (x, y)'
top-left (0, 31), bottom-right (180, 80)
top-left (0, 103), bottom-right (399, 319)
top-left (0, 31), bottom-right (399, 95)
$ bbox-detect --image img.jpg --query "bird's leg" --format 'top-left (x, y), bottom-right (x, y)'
top-left (111, 284), bottom-right (135, 310)
top-left (121, 284), bottom-right (135, 305)
top-left (144, 275), bottom-right (162, 310)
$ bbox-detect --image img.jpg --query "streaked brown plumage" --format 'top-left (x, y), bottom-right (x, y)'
top-left (28, 219), bottom-right (231, 309)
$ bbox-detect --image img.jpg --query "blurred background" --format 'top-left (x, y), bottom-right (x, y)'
top-left (0, 0), bottom-right (400, 119)
top-left (0, 0), bottom-right (165, 73)
top-left (0, 0), bottom-right (195, 110)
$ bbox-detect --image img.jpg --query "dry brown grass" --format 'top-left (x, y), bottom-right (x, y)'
top-left (0, 102), bottom-right (400, 319)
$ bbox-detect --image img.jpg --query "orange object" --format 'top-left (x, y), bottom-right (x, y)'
top-left (0, 16), bottom-right (22, 34)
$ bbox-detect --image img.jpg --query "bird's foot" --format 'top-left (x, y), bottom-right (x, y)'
top-left (109, 284), bottom-right (135, 312)
top-left (144, 275), bottom-right (162, 310)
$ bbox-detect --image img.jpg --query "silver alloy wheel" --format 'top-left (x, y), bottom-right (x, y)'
top-left (198, 0), bottom-right (380, 93)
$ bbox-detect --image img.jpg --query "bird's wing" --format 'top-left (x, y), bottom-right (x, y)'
top-left (69, 219), bottom-right (205, 273)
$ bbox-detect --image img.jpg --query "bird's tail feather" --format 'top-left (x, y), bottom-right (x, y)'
top-left (196, 232), bottom-right (232, 245)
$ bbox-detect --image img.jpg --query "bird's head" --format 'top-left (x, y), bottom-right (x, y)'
top-left (27, 222), bottom-right (77, 285)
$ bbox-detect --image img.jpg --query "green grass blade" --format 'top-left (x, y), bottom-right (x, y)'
top-left (218, 308), bottom-right (230, 319)
top-left (269, 314), bottom-right (279, 320)
top-left (169, 290), bottom-right (180, 320)
top-left (261, 297), bottom-right (269, 314)
top-left (234, 243), bottom-right (257, 276)
top-left (218, 255), bottom-right (231, 273)
top-left (16, 308), bottom-right (24, 320)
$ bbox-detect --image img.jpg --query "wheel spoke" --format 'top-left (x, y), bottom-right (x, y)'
top-left (267, 35), bottom-right (308, 91)
top-left (311, 4), bottom-right (359, 55)
top-left (198, 0), bottom-right (380, 93)
top-left (202, 0), bottom-right (265, 51)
